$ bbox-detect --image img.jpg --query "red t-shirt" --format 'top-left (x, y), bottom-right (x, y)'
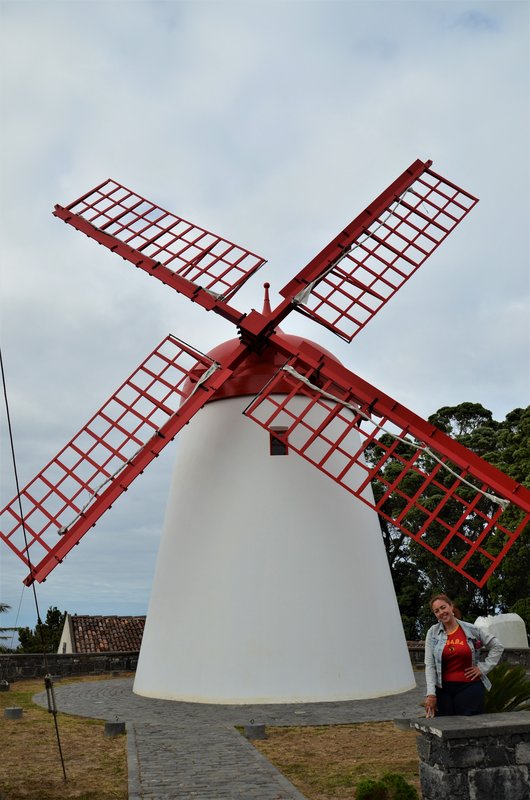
top-left (442, 625), bottom-right (478, 682)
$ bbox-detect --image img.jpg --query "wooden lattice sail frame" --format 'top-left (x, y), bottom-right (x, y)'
top-left (1, 159), bottom-right (529, 588)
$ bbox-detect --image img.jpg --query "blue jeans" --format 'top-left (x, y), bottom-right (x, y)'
top-left (436, 680), bottom-right (485, 716)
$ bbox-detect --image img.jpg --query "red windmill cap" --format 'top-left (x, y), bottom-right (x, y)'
top-left (182, 283), bottom-right (342, 402)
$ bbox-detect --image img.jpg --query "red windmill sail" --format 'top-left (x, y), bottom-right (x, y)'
top-left (1, 158), bottom-right (529, 589)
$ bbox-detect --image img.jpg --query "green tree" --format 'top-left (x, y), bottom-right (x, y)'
top-left (18, 606), bottom-right (67, 653)
top-left (0, 602), bottom-right (18, 653)
top-left (471, 406), bottom-right (530, 611)
top-left (371, 404), bottom-right (530, 636)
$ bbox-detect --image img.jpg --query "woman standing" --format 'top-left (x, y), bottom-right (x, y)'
top-left (424, 594), bottom-right (504, 717)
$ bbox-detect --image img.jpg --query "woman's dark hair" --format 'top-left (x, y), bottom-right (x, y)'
top-left (430, 593), bottom-right (462, 619)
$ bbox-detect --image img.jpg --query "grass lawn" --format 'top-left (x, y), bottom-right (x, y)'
top-left (255, 721), bottom-right (421, 798)
top-left (0, 676), bottom-right (128, 800)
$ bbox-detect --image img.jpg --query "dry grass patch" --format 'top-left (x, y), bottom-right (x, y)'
top-left (254, 721), bottom-right (421, 799)
top-left (0, 676), bottom-right (129, 800)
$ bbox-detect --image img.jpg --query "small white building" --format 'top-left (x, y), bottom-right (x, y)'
top-left (57, 613), bottom-right (145, 654)
top-left (474, 614), bottom-right (529, 649)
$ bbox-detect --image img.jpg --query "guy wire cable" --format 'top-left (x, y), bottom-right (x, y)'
top-left (0, 345), bottom-right (67, 782)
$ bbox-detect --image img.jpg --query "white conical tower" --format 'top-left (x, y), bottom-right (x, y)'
top-left (134, 289), bottom-right (414, 703)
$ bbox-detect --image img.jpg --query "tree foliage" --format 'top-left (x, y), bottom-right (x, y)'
top-left (0, 602), bottom-right (17, 653)
top-left (17, 606), bottom-right (67, 653)
top-left (373, 403), bottom-right (530, 637)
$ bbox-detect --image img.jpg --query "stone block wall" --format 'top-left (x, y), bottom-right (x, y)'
top-left (412, 713), bottom-right (530, 800)
top-left (0, 644), bottom-right (527, 688)
top-left (0, 652), bottom-right (138, 682)
top-left (407, 644), bottom-right (530, 670)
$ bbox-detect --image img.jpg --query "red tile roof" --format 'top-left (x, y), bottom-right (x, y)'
top-left (70, 615), bottom-right (145, 653)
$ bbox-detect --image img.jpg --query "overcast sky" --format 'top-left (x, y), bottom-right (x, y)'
top-left (1, 0), bottom-right (529, 636)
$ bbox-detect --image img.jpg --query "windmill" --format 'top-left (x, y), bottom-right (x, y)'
top-left (2, 159), bottom-right (529, 703)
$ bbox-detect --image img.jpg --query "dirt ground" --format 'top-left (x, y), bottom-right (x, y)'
top-left (255, 720), bottom-right (422, 799)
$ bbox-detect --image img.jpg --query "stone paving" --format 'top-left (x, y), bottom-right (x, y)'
top-left (34, 677), bottom-right (427, 799)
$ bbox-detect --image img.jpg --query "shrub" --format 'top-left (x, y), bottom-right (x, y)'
top-left (484, 662), bottom-right (530, 712)
top-left (355, 772), bottom-right (419, 799)
top-left (355, 779), bottom-right (388, 800)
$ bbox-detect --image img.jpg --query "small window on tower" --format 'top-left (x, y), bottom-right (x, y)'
top-left (270, 428), bottom-right (288, 456)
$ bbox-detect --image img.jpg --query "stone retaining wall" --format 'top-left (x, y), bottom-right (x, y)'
top-left (407, 644), bottom-right (530, 670)
top-left (0, 645), bottom-right (527, 684)
top-left (411, 712), bottom-right (530, 800)
top-left (0, 652), bottom-right (138, 682)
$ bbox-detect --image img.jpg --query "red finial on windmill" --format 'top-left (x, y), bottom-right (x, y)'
top-left (262, 281), bottom-right (271, 315)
